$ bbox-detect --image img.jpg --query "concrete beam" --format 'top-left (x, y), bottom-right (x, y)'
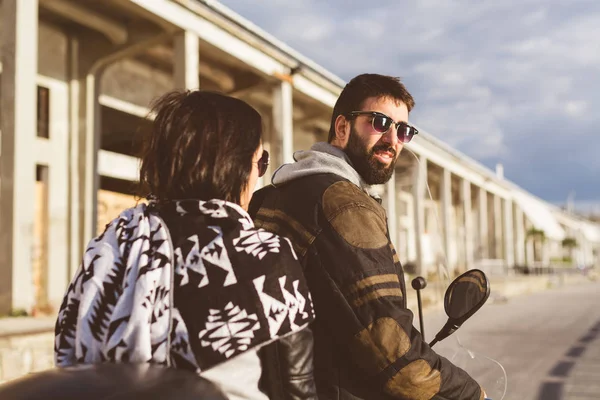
top-left (144, 45), bottom-right (235, 91)
top-left (98, 150), bottom-right (141, 182)
top-left (99, 94), bottom-right (154, 119)
top-left (407, 138), bottom-right (511, 200)
top-left (0, 0), bottom-right (39, 313)
top-left (173, 30), bottom-right (199, 90)
top-left (130, 0), bottom-right (284, 73)
top-left (129, 0), bottom-right (339, 108)
top-left (292, 74), bottom-right (337, 108)
top-left (40, 0), bottom-right (128, 44)
top-left (228, 81), bottom-right (269, 98)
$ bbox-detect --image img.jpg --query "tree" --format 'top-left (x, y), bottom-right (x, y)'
top-left (526, 228), bottom-right (546, 242)
top-left (561, 237), bottom-right (578, 249)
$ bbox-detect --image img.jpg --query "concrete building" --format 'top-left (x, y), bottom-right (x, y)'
top-left (1, 0), bottom-right (599, 315)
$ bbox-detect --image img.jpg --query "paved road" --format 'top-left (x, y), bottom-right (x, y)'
top-left (419, 280), bottom-right (600, 400)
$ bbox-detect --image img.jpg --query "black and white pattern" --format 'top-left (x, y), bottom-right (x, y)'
top-left (199, 302), bottom-right (260, 358)
top-left (54, 204), bottom-right (174, 366)
top-left (233, 229), bottom-right (282, 260)
top-left (54, 199), bottom-right (315, 373)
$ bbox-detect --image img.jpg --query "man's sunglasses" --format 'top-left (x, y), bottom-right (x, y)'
top-left (255, 149), bottom-right (269, 177)
top-left (346, 111), bottom-right (419, 143)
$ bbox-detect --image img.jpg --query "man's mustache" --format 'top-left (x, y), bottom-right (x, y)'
top-left (371, 145), bottom-right (397, 159)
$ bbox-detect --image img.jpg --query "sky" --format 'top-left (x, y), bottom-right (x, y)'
top-left (219, 0), bottom-right (600, 212)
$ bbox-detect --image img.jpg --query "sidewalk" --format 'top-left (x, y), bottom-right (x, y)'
top-left (405, 272), bottom-right (593, 313)
top-left (0, 317), bottom-right (54, 339)
top-left (0, 318), bottom-right (54, 382)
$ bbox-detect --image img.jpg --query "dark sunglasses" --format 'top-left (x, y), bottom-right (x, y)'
top-left (346, 111), bottom-right (419, 143)
top-left (255, 149), bottom-right (269, 177)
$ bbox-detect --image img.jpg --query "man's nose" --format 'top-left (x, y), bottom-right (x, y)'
top-left (381, 124), bottom-right (399, 147)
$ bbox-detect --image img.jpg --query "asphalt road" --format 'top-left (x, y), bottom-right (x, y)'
top-left (420, 280), bottom-right (600, 400)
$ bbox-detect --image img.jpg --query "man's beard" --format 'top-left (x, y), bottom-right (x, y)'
top-left (345, 125), bottom-right (398, 185)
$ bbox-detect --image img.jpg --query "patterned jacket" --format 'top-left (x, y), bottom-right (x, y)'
top-left (54, 199), bottom-right (316, 394)
top-left (249, 143), bottom-right (483, 400)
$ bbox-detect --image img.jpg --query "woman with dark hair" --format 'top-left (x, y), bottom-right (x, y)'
top-left (54, 90), bottom-right (317, 399)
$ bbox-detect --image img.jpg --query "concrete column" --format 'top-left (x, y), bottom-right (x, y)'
top-left (273, 80), bottom-right (294, 164)
top-left (45, 82), bottom-right (70, 310)
top-left (526, 241), bottom-right (535, 265)
top-left (503, 198), bottom-right (515, 269)
top-left (70, 38), bottom-right (100, 273)
top-left (78, 34), bottom-right (169, 248)
top-left (514, 206), bottom-right (526, 265)
top-left (478, 187), bottom-right (488, 259)
top-left (403, 192), bottom-right (417, 262)
top-left (174, 31), bottom-right (199, 90)
top-left (82, 74), bottom-right (102, 245)
top-left (440, 169), bottom-right (452, 270)
top-left (68, 37), bottom-right (83, 277)
top-left (386, 170), bottom-right (398, 249)
top-left (461, 179), bottom-right (474, 270)
top-left (542, 241), bottom-right (551, 267)
top-left (0, 0), bottom-right (39, 314)
top-left (412, 156), bottom-right (427, 276)
top-left (494, 195), bottom-right (503, 259)
top-left (526, 221), bottom-right (535, 266)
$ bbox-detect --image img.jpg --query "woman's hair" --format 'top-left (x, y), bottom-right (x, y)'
top-left (138, 90), bottom-right (263, 204)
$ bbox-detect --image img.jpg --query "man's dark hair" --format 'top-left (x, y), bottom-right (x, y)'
top-left (327, 73), bottom-right (415, 142)
top-left (138, 90), bottom-right (263, 204)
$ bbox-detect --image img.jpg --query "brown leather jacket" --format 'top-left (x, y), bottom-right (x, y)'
top-left (250, 173), bottom-right (483, 400)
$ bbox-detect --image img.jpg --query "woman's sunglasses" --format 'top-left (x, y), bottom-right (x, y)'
top-left (255, 149), bottom-right (269, 177)
top-left (346, 111), bottom-right (419, 143)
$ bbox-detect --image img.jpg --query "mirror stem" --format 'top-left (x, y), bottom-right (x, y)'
top-left (411, 276), bottom-right (428, 341)
top-left (416, 289), bottom-right (425, 340)
top-left (429, 320), bottom-right (461, 347)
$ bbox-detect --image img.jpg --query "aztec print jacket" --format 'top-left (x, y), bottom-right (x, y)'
top-left (54, 199), bottom-right (315, 383)
top-left (249, 143), bottom-right (483, 400)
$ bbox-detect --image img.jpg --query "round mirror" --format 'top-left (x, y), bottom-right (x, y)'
top-left (444, 269), bottom-right (490, 321)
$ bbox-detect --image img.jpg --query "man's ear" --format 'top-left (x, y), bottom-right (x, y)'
top-left (333, 115), bottom-right (350, 146)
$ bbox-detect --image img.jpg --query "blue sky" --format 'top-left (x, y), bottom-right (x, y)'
top-left (220, 0), bottom-right (600, 212)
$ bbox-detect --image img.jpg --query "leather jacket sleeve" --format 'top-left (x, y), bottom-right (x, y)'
top-left (306, 182), bottom-right (483, 399)
top-left (258, 327), bottom-right (318, 400)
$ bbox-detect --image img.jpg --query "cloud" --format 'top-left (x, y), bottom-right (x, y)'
top-left (219, 0), bottom-right (600, 203)
top-left (565, 101), bottom-right (589, 118)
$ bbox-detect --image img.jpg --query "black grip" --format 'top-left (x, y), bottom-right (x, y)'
top-left (411, 276), bottom-right (427, 290)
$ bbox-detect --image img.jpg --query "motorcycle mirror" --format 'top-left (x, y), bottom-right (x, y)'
top-left (430, 269), bottom-right (490, 347)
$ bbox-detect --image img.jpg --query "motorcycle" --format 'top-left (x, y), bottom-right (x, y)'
top-left (412, 268), bottom-right (508, 400)
top-left (0, 268), bottom-right (506, 400)
top-left (0, 362), bottom-right (228, 400)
